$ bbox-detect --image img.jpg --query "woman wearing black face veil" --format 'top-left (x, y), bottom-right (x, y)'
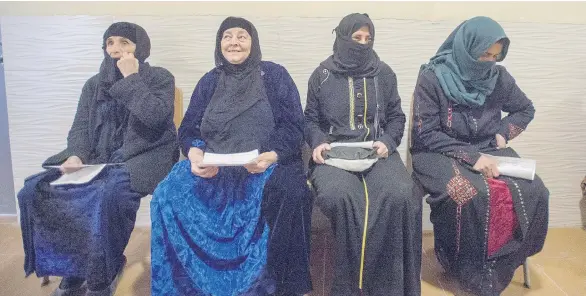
top-left (304, 13), bottom-right (421, 296)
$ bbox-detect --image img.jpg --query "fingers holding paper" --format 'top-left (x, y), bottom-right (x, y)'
top-left (473, 155), bottom-right (500, 179)
top-left (372, 141), bottom-right (389, 158)
top-left (191, 163), bottom-right (219, 179)
top-left (245, 151), bottom-right (278, 174)
top-left (188, 149), bottom-right (276, 175)
top-left (188, 147), bottom-right (219, 178)
top-left (60, 156), bottom-right (84, 174)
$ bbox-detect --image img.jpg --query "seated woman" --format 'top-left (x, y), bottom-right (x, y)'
top-left (304, 13), bottom-right (421, 296)
top-left (150, 17), bottom-right (312, 296)
top-left (17, 22), bottom-right (178, 296)
top-left (410, 16), bottom-right (549, 295)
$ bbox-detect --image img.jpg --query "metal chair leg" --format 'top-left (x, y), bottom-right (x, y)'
top-left (523, 258), bottom-right (530, 288)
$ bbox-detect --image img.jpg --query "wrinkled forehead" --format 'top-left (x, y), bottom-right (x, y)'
top-left (105, 36), bottom-right (135, 44)
top-left (222, 27), bottom-right (250, 36)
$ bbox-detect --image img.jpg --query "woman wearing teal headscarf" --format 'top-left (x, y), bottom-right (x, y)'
top-left (410, 16), bottom-right (549, 295)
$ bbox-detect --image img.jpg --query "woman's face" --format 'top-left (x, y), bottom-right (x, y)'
top-left (105, 36), bottom-right (136, 59)
top-left (351, 26), bottom-right (372, 45)
top-left (221, 27), bottom-right (252, 65)
top-left (478, 42), bottom-right (503, 62)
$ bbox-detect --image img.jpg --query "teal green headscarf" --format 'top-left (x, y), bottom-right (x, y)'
top-left (423, 16), bottom-right (510, 107)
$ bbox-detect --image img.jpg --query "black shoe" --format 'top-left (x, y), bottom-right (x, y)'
top-left (50, 277), bottom-right (87, 296)
top-left (85, 256), bottom-right (127, 296)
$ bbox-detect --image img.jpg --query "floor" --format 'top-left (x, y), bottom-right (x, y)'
top-left (0, 215), bottom-right (584, 295)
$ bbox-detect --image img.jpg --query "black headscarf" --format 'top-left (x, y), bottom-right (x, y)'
top-left (92, 22), bottom-right (151, 163)
top-left (321, 13), bottom-right (381, 77)
top-left (213, 17), bottom-right (261, 76)
top-left (99, 22), bottom-right (151, 86)
top-left (200, 17), bottom-right (269, 152)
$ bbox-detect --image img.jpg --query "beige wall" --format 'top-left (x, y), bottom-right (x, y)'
top-left (1, 1), bottom-right (586, 24)
top-left (1, 2), bottom-right (585, 229)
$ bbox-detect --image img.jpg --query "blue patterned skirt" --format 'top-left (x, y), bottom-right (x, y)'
top-left (18, 165), bottom-right (142, 286)
top-left (150, 160), bottom-right (277, 296)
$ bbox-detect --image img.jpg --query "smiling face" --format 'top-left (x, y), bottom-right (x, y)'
top-left (220, 27), bottom-right (252, 65)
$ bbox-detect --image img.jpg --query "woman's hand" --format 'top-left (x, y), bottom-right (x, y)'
top-left (495, 134), bottom-right (507, 149)
top-left (244, 151), bottom-right (278, 174)
top-left (60, 156), bottom-right (83, 174)
top-left (312, 143), bottom-right (331, 164)
top-left (116, 52), bottom-right (140, 78)
top-left (372, 141), bottom-right (389, 158)
top-left (188, 147), bottom-right (219, 178)
top-left (473, 155), bottom-right (500, 179)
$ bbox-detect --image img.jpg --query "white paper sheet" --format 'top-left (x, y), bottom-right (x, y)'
top-left (44, 164), bottom-right (96, 169)
top-left (43, 163), bottom-right (124, 169)
top-left (481, 154), bottom-right (537, 180)
top-left (329, 141), bottom-right (374, 149)
top-left (50, 164), bottom-right (108, 186)
top-left (201, 150), bottom-right (259, 167)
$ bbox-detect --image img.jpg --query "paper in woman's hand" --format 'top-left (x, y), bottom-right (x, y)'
top-left (43, 163), bottom-right (124, 170)
top-left (46, 163), bottom-right (125, 186)
top-left (201, 150), bottom-right (259, 167)
top-left (50, 164), bottom-right (107, 186)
